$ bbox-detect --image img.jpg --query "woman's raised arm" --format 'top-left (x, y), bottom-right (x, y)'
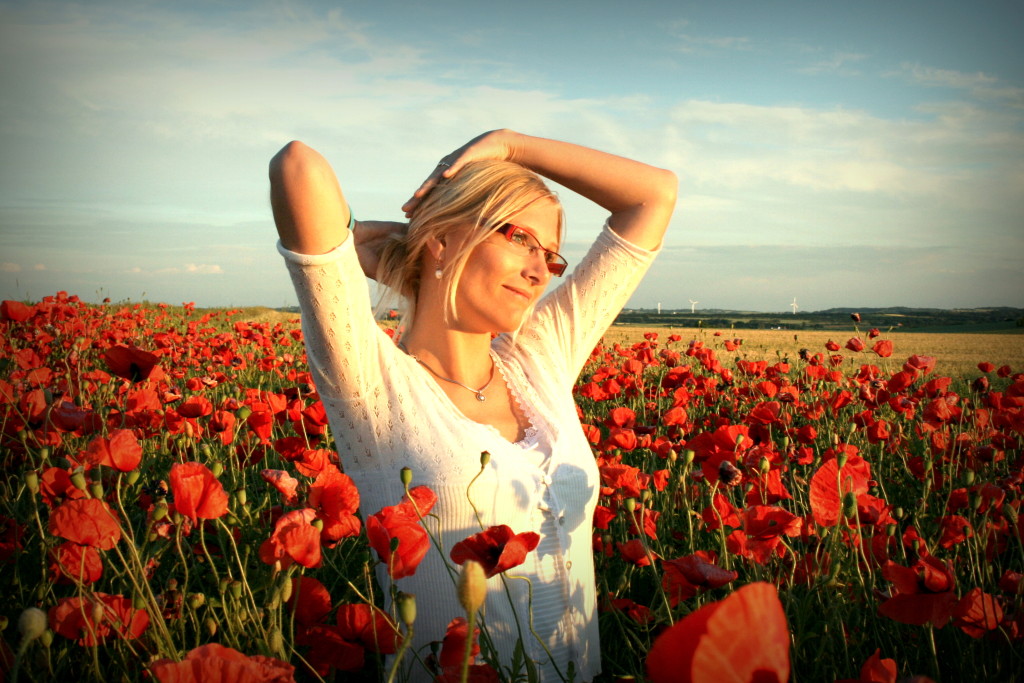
top-left (403, 130), bottom-right (678, 251)
top-left (269, 140), bottom-right (351, 256)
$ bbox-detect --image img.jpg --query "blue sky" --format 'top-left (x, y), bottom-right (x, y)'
top-left (1, 0), bottom-right (1022, 312)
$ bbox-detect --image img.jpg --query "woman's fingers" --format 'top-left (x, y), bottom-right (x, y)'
top-left (402, 160), bottom-right (455, 216)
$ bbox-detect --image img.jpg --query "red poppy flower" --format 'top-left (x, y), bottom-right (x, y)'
top-left (1, 300), bottom-right (35, 322)
top-left (646, 582), bottom-right (790, 683)
top-left (48, 498), bottom-right (122, 550)
top-left (872, 340), bottom-right (894, 358)
top-left (49, 541), bottom-right (103, 584)
top-left (81, 429), bottom-right (143, 472)
top-left (150, 642), bottom-right (294, 682)
top-left (39, 467), bottom-right (86, 507)
top-left (261, 469), bottom-right (299, 506)
top-left (285, 576), bottom-right (332, 626)
top-left (259, 508), bottom-right (322, 569)
top-left (953, 587), bottom-right (1004, 638)
top-left (307, 465), bottom-right (361, 544)
top-left (295, 625), bottom-right (365, 674)
top-left (450, 525), bottom-right (540, 578)
top-left (336, 603), bottom-right (401, 654)
top-left (741, 506), bottom-right (802, 564)
top-left (169, 462), bottom-right (229, 523)
top-left (49, 593), bottom-right (149, 646)
top-left (103, 345), bottom-right (163, 382)
top-left (438, 616), bottom-right (481, 671)
top-left (661, 552), bottom-right (737, 607)
top-left (809, 455), bottom-right (871, 527)
top-left (366, 504), bottom-right (430, 579)
top-left (878, 555), bottom-right (957, 628)
top-left (617, 538), bottom-right (657, 566)
top-left (845, 337), bottom-right (865, 353)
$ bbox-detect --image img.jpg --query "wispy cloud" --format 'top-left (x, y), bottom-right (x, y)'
top-left (797, 51), bottom-right (868, 76)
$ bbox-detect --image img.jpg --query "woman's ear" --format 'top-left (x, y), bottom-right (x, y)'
top-left (426, 234), bottom-right (445, 261)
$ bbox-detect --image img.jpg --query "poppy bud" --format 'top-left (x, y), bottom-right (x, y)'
top-left (188, 593), bottom-right (205, 609)
top-left (887, 524), bottom-right (897, 537)
top-left (211, 461), bottom-right (223, 478)
top-left (38, 446), bottom-right (51, 463)
top-left (234, 488), bottom-right (247, 505)
top-left (842, 491), bottom-right (858, 519)
top-left (229, 580), bottom-right (243, 599)
top-left (219, 577), bottom-right (230, 594)
top-left (40, 629), bottom-right (53, 648)
top-left (91, 602), bottom-right (105, 626)
top-left (894, 507), bottom-right (904, 520)
top-left (24, 470), bottom-right (39, 495)
top-left (396, 592), bottom-right (416, 626)
top-left (734, 434), bottom-right (745, 449)
top-left (390, 536), bottom-right (401, 552)
top-left (133, 595), bottom-right (146, 610)
top-left (266, 590), bottom-right (280, 610)
top-left (268, 628), bottom-right (284, 656)
top-left (89, 482), bottom-right (104, 499)
top-left (1005, 505), bottom-right (1018, 527)
top-left (237, 406), bottom-right (252, 421)
top-left (18, 607), bottom-right (47, 643)
top-left (400, 467), bottom-right (413, 486)
top-left (641, 489), bottom-right (652, 503)
top-left (624, 498), bottom-right (637, 513)
top-left (458, 560), bottom-right (487, 614)
top-left (480, 451), bottom-right (491, 467)
top-left (153, 500), bottom-right (169, 521)
top-left (837, 453), bottom-right (848, 469)
top-left (311, 518), bottom-right (323, 531)
top-left (758, 457), bottom-right (771, 475)
top-left (683, 449), bottom-right (695, 465)
top-left (964, 469), bottom-right (976, 486)
top-left (201, 443), bottom-right (213, 458)
top-left (279, 577), bottom-right (293, 603)
top-left (70, 469), bottom-right (88, 491)
top-left (205, 617), bottom-right (217, 637)
top-left (126, 470), bottom-right (140, 486)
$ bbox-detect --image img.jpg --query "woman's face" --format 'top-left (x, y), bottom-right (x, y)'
top-left (449, 196), bottom-right (562, 334)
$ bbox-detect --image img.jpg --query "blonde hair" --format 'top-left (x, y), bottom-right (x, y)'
top-left (376, 160), bottom-right (563, 330)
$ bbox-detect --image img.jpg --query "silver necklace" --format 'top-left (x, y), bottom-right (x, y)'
top-left (398, 342), bottom-right (495, 402)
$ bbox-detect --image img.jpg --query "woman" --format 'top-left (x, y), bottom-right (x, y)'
top-left (270, 129), bottom-right (676, 681)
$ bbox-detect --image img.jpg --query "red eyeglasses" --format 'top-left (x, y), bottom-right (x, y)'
top-left (494, 223), bottom-right (568, 276)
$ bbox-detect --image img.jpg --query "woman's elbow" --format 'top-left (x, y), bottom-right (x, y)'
top-left (269, 140), bottom-right (320, 185)
top-left (654, 167), bottom-right (679, 210)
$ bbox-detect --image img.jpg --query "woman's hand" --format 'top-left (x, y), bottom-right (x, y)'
top-left (401, 129), bottom-right (520, 217)
top-left (353, 220), bottom-right (408, 280)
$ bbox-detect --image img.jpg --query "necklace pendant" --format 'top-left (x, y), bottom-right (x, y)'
top-left (475, 392), bottom-right (486, 402)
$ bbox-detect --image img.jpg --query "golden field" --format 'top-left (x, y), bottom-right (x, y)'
top-left (605, 324), bottom-right (1024, 379)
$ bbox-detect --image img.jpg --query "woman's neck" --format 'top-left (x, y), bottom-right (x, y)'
top-left (398, 323), bottom-right (494, 388)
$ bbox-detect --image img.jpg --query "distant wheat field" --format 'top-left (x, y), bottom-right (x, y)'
top-left (605, 324), bottom-right (1024, 379)
top-left (237, 307), bottom-right (1022, 379)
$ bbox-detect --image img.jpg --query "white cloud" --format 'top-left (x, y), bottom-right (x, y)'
top-left (185, 264), bottom-right (224, 274)
top-left (0, 263), bottom-right (21, 273)
top-left (32, 264), bottom-right (45, 271)
top-left (898, 63), bottom-right (997, 90)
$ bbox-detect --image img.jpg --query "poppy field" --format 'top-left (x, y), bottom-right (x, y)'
top-left (1, 292), bottom-right (1021, 682)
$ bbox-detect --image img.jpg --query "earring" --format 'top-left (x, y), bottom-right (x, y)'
top-left (434, 259), bottom-right (443, 280)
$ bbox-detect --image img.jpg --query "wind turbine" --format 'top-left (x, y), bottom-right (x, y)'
top-left (790, 297), bottom-right (798, 314)
top-left (689, 299), bottom-right (698, 314)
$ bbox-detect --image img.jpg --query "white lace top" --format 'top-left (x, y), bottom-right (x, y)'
top-left (278, 223), bottom-right (657, 682)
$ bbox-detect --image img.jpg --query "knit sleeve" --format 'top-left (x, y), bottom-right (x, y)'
top-left (516, 222), bottom-right (659, 390)
top-left (277, 235), bottom-right (391, 405)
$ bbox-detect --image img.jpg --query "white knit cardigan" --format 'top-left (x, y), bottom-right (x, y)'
top-left (279, 222), bottom-right (657, 682)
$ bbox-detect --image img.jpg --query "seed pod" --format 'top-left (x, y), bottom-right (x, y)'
top-left (400, 467), bottom-right (413, 486)
top-left (219, 577), bottom-right (230, 594)
top-left (268, 628), bottom-right (284, 656)
top-left (234, 488), bottom-right (247, 506)
top-left (210, 461), bottom-right (223, 478)
top-left (18, 607), bottom-right (47, 643)
top-left (70, 469), bottom-right (88, 491)
top-left (758, 457), bottom-right (771, 475)
top-left (126, 470), bottom-right (140, 486)
top-left (89, 482), bottom-right (104, 499)
top-left (964, 469), bottom-right (976, 486)
top-left (152, 500), bottom-right (169, 521)
top-left (480, 451), bottom-right (491, 467)
top-left (624, 498), bottom-right (637, 513)
top-left (837, 453), bottom-right (849, 469)
top-left (396, 592), bottom-right (416, 627)
top-left (683, 449), bottom-right (695, 465)
top-left (237, 406), bottom-right (252, 421)
top-left (279, 577), bottom-right (293, 603)
top-left (842, 491), bottom-right (858, 519)
top-left (188, 593), bottom-right (205, 609)
top-left (205, 617), bottom-right (217, 637)
top-left (24, 470), bottom-right (40, 495)
top-left (229, 580), bottom-right (243, 599)
top-left (457, 560), bottom-right (487, 614)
